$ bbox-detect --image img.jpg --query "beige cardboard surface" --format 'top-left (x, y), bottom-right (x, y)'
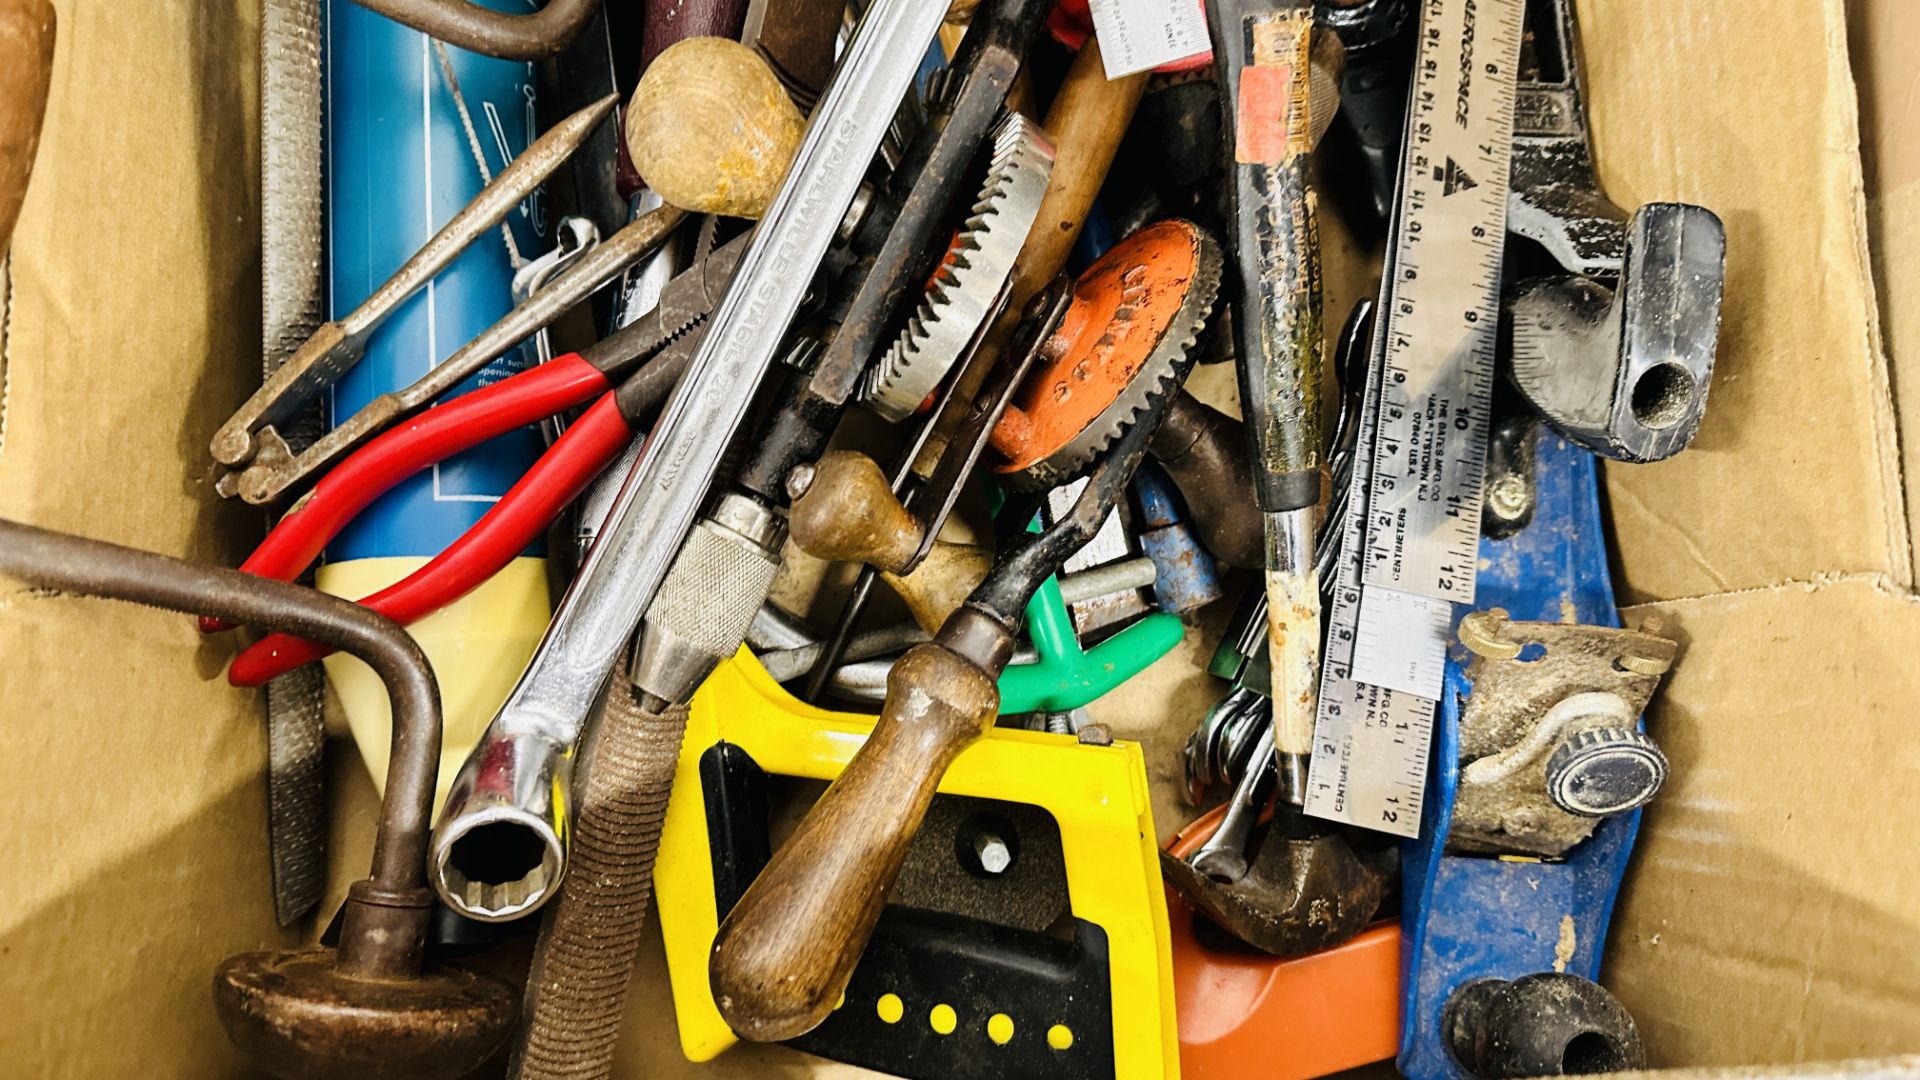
top-left (3, 0), bottom-right (1919, 1077)
top-left (1611, 579), bottom-right (1920, 1064)
top-left (0, 1), bottom-right (281, 1077)
top-left (1849, 0), bottom-right (1920, 581)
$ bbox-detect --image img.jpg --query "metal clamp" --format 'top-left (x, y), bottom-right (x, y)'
top-left (1503, 0), bottom-right (1725, 463)
top-left (1448, 609), bottom-right (1677, 858)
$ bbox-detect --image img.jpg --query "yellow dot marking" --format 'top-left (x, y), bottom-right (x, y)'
top-left (929, 1003), bottom-right (957, 1035)
top-left (987, 1013), bottom-right (1015, 1045)
top-left (1047, 1024), bottom-right (1074, 1051)
top-left (876, 993), bottom-right (904, 1024)
top-left (834, 992), bottom-right (845, 1012)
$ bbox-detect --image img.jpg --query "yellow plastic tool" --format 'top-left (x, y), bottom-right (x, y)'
top-left (655, 648), bottom-right (1179, 1078)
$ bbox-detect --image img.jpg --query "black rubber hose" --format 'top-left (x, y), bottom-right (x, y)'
top-left (0, 518), bottom-right (440, 895)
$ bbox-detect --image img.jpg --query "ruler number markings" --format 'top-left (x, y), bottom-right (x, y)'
top-left (1307, 0), bottom-right (1524, 837)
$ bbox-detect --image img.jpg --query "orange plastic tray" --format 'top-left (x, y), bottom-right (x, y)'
top-left (1165, 805), bottom-right (1402, 1078)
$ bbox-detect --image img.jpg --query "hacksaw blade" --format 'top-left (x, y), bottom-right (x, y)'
top-left (258, 0), bottom-right (328, 926)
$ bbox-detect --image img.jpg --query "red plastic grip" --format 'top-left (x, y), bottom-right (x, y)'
top-left (201, 354), bottom-right (610, 633)
top-left (227, 393), bottom-right (637, 685)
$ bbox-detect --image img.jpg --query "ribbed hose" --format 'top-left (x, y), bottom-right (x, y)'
top-left (509, 655), bottom-right (690, 1079)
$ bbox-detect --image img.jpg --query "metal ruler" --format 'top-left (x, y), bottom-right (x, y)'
top-left (1306, 0), bottom-right (1524, 837)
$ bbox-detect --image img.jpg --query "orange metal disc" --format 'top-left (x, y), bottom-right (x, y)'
top-left (991, 219), bottom-right (1215, 477)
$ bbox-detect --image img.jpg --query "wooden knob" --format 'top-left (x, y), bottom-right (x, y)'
top-left (710, 643), bottom-right (1002, 1041)
top-left (625, 37), bottom-right (803, 218)
top-left (788, 451), bottom-right (923, 574)
top-left (884, 541), bottom-right (993, 633)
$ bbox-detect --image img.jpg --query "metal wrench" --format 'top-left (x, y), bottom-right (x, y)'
top-left (428, 0), bottom-right (950, 924)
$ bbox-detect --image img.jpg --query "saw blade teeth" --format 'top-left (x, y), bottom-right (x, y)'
top-left (863, 112), bottom-right (1057, 423)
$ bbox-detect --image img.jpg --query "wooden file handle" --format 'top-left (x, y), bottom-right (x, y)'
top-left (709, 643), bottom-right (1001, 1042)
top-left (0, 0), bottom-right (55, 257)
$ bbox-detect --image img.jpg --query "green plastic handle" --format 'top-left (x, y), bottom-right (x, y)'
top-left (996, 566), bottom-right (1185, 714)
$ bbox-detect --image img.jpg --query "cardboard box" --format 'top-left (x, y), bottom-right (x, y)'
top-left (1, 0), bottom-right (1916, 1076)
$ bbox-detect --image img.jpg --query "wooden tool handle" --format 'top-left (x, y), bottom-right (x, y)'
top-left (788, 451), bottom-right (923, 572)
top-left (885, 541), bottom-right (993, 633)
top-left (625, 37), bottom-right (803, 218)
top-left (710, 643), bottom-right (1001, 1042)
top-left (0, 0), bottom-right (55, 257)
top-left (1010, 36), bottom-right (1148, 306)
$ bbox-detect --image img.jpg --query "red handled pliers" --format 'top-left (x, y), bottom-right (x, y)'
top-left (212, 230), bottom-right (748, 686)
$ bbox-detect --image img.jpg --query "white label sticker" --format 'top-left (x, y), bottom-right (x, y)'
top-left (1351, 586), bottom-right (1452, 699)
top-left (1087, 0), bottom-right (1211, 79)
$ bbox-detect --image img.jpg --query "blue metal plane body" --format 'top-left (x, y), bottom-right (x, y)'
top-left (1398, 432), bottom-right (1644, 1079)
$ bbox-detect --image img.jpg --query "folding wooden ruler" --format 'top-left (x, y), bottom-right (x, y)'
top-left (1306, 0), bottom-right (1525, 837)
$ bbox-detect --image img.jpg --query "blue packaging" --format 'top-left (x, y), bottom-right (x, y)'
top-left (323, 0), bottom-right (547, 560)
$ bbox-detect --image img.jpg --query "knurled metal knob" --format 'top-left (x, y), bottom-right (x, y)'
top-left (1546, 727), bottom-right (1668, 817)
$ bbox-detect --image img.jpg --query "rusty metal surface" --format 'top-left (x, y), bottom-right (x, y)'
top-left (0, 519), bottom-right (440, 889)
top-left (259, 0), bottom-right (331, 927)
top-left (510, 660), bottom-right (690, 1079)
top-left (860, 111), bottom-right (1055, 422)
top-left (1449, 612), bottom-right (1677, 857)
top-left (0, 520), bottom-right (518, 1075)
top-left (735, 0), bottom-right (1053, 502)
top-left (213, 946), bottom-right (517, 1080)
top-left (231, 202), bottom-right (687, 505)
top-left (209, 93), bottom-right (617, 479)
top-left (350, 0), bottom-right (598, 61)
top-left (741, 0), bottom-right (845, 110)
top-left (988, 219), bottom-right (1222, 492)
top-left (1160, 822), bottom-right (1396, 957)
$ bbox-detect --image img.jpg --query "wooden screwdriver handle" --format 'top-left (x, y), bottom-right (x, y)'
top-left (885, 542), bottom-right (993, 633)
top-left (709, 643), bottom-right (1001, 1042)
